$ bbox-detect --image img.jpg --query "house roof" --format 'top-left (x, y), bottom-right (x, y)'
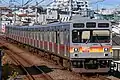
top-left (17, 14), bottom-right (35, 17)
top-left (0, 7), bottom-right (12, 12)
top-left (6, 14), bottom-right (14, 17)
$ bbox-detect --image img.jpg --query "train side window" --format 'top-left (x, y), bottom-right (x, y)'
top-left (36, 32), bottom-right (38, 40)
top-left (23, 31), bottom-right (24, 37)
top-left (22, 31), bottom-right (23, 37)
top-left (86, 22), bottom-right (96, 28)
top-left (32, 32), bottom-right (33, 39)
top-left (51, 31), bottom-right (53, 42)
top-left (41, 31), bottom-right (43, 41)
top-left (47, 31), bottom-right (50, 42)
top-left (49, 31), bottom-right (52, 42)
top-left (51, 31), bottom-right (54, 43)
top-left (26, 31), bottom-right (27, 38)
top-left (25, 31), bottom-right (27, 38)
top-left (45, 31), bottom-right (47, 41)
top-left (31, 32), bottom-right (33, 39)
top-left (60, 31), bottom-right (64, 44)
top-left (25, 30), bottom-right (26, 37)
top-left (47, 31), bottom-right (49, 41)
top-left (54, 31), bottom-right (56, 43)
top-left (46, 31), bottom-right (48, 41)
top-left (43, 31), bottom-right (44, 41)
top-left (21, 30), bottom-right (23, 36)
top-left (33, 32), bottom-right (35, 39)
top-left (65, 30), bottom-right (69, 44)
top-left (39, 32), bottom-right (41, 40)
top-left (25, 31), bottom-right (27, 37)
top-left (29, 32), bottom-right (31, 39)
top-left (44, 31), bottom-right (46, 41)
top-left (56, 30), bottom-right (60, 44)
top-left (24, 31), bottom-right (26, 37)
top-left (28, 31), bottom-right (29, 38)
top-left (34, 32), bottom-right (36, 39)
top-left (26, 31), bottom-right (28, 38)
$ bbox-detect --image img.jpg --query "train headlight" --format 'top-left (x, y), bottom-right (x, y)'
top-left (74, 48), bottom-right (78, 52)
top-left (104, 48), bottom-right (109, 52)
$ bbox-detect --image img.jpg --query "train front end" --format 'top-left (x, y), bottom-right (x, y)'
top-left (69, 19), bottom-right (112, 73)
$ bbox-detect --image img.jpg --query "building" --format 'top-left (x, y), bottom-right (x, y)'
top-left (46, 0), bottom-right (94, 22)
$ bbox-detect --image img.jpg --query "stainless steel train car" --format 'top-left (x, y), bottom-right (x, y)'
top-left (5, 18), bottom-right (113, 73)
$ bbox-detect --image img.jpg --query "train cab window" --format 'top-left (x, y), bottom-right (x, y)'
top-left (73, 23), bottom-right (84, 28)
top-left (98, 23), bottom-right (109, 28)
top-left (92, 30), bottom-right (110, 43)
top-left (72, 30), bottom-right (81, 43)
top-left (81, 31), bottom-right (90, 43)
top-left (86, 22), bottom-right (96, 28)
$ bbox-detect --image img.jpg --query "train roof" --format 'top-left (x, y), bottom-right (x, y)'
top-left (71, 18), bottom-right (110, 23)
top-left (70, 15), bottom-right (110, 23)
top-left (45, 22), bottom-right (70, 27)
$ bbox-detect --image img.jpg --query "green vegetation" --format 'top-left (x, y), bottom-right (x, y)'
top-left (2, 63), bottom-right (19, 80)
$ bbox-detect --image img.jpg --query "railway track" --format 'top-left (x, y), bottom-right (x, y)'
top-left (4, 48), bottom-right (54, 80)
top-left (0, 36), bottom-right (116, 80)
top-left (5, 50), bottom-right (35, 80)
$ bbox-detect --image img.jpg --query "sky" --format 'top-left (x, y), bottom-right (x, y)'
top-left (0, 0), bottom-right (120, 9)
top-left (90, 0), bottom-right (120, 9)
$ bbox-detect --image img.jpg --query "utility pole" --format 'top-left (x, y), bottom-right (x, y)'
top-left (35, 2), bottom-right (38, 23)
top-left (0, 8), bottom-right (2, 33)
top-left (22, 0), bottom-right (24, 7)
top-left (69, 0), bottom-right (72, 18)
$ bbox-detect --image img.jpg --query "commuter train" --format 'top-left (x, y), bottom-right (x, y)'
top-left (4, 18), bottom-right (113, 73)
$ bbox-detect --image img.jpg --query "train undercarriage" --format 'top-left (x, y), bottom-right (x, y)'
top-left (71, 58), bottom-right (112, 73)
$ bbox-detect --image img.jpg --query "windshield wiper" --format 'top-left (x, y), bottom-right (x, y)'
top-left (85, 38), bottom-right (90, 44)
top-left (95, 34), bottom-right (103, 47)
